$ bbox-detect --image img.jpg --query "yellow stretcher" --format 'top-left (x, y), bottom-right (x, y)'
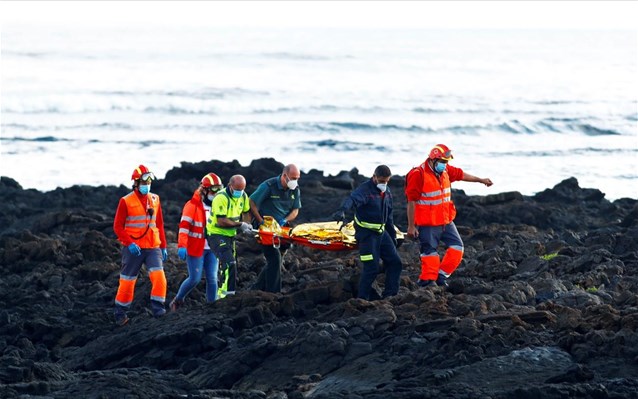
top-left (256, 217), bottom-right (404, 251)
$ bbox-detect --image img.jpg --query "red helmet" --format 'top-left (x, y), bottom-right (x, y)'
top-left (428, 144), bottom-right (453, 161)
top-left (201, 172), bottom-right (222, 188)
top-left (131, 165), bottom-right (155, 181)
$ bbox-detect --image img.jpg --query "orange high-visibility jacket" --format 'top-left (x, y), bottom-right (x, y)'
top-left (178, 189), bottom-right (208, 257)
top-left (414, 163), bottom-right (457, 226)
top-left (123, 191), bottom-right (161, 248)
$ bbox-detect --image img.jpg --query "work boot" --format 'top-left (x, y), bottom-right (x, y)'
top-left (114, 313), bottom-right (129, 326)
top-left (169, 298), bottom-right (184, 312)
top-left (114, 305), bottom-right (129, 326)
top-left (150, 300), bottom-right (166, 317)
top-left (417, 279), bottom-right (436, 288)
top-left (436, 273), bottom-right (449, 288)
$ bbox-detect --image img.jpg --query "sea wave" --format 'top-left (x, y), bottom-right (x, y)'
top-left (259, 52), bottom-right (337, 61)
top-left (0, 121), bottom-right (428, 133)
top-left (2, 51), bottom-right (50, 58)
top-left (491, 146), bottom-right (637, 158)
top-left (0, 136), bottom-right (71, 142)
top-left (0, 119), bottom-right (626, 137)
top-left (94, 88), bottom-right (270, 99)
top-left (299, 139), bottom-right (388, 152)
top-left (530, 100), bottom-right (589, 105)
top-left (576, 124), bottom-right (622, 136)
top-left (253, 105), bottom-right (387, 114)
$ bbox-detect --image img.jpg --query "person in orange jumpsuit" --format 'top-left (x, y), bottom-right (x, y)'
top-left (112, 165), bottom-right (168, 325)
top-left (405, 144), bottom-right (493, 288)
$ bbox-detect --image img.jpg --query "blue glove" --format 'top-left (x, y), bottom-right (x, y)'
top-left (278, 218), bottom-right (287, 226)
top-left (127, 243), bottom-right (141, 256)
top-left (177, 247), bottom-right (187, 260)
top-left (161, 248), bottom-right (168, 262)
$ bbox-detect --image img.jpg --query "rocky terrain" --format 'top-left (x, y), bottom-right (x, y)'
top-left (1, 157), bottom-right (637, 399)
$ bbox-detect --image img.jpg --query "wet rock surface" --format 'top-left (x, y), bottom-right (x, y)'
top-left (1, 158), bottom-right (637, 399)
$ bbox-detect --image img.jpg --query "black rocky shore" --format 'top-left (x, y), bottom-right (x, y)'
top-left (1, 158), bottom-right (637, 399)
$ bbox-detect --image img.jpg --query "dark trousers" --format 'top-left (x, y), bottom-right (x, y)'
top-left (355, 229), bottom-right (403, 300)
top-left (253, 243), bottom-right (289, 293)
top-left (207, 234), bottom-right (237, 294)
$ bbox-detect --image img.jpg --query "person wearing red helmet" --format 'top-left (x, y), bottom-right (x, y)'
top-left (405, 145), bottom-right (493, 288)
top-left (112, 165), bottom-right (168, 325)
top-left (169, 173), bottom-right (224, 311)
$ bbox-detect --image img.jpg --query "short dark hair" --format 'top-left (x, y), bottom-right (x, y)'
top-left (374, 165), bottom-right (392, 178)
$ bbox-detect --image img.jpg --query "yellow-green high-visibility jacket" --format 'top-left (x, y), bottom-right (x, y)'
top-left (206, 189), bottom-right (250, 237)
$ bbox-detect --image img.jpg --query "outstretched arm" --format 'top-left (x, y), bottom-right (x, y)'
top-left (462, 172), bottom-right (493, 187)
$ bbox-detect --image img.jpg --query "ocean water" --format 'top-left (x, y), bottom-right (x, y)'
top-left (1, 27), bottom-right (637, 199)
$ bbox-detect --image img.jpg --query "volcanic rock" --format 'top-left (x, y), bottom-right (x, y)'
top-left (1, 159), bottom-right (637, 398)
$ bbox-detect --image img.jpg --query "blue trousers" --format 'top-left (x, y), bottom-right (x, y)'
top-left (418, 222), bottom-right (463, 255)
top-left (175, 249), bottom-right (219, 302)
top-left (355, 228), bottom-right (403, 300)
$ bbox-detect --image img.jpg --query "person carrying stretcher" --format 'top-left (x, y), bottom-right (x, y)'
top-left (332, 165), bottom-right (403, 300)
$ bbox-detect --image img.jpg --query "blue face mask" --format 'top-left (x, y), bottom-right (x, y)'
top-left (138, 184), bottom-right (150, 195)
top-left (231, 189), bottom-right (244, 199)
top-left (434, 162), bottom-right (447, 174)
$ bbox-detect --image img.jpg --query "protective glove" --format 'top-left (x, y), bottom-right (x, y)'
top-left (277, 218), bottom-right (287, 227)
top-left (161, 248), bottom-right (168, 262)
top-left (128, 243), bottom-right (141, 256)
top-left (239, 222), bottom-right (253, 234)
top-left (331, 210), bottom-right (345, 222)
top-left (177, 247), bottom-right (187, 260)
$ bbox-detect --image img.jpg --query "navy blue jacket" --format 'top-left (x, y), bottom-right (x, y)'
top-left (340, 179), bottom-right (396, 240)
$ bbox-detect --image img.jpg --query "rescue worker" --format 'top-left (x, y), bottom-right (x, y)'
top-left (332, 165), bottom-right (402, 300)
top-left (405, 144), bottom-right (493, 288)
top-left (112, 165), bottom-right (168, 325)
top-left (170, 173), bottom-right (223, 311)
top-left (249, 164), bottom-right (301, 293)
top-left (206, 174), bottom-right (252, 298)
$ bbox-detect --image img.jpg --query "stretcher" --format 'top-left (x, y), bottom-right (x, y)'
top-left (255, 216), bottom-right (404, 251)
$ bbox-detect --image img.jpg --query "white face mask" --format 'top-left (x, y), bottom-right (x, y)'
top-left (286, 177), bottom-right (298, 190)
top-left (376, 183), bottom-right (387, 192)
top-left (207, 193), bottom-right (215, 201)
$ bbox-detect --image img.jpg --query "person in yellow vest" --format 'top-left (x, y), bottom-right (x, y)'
top-left (112, 165), bottom-right (168, 326)
top-left (405, 145), bottom-right (493, 288)
top-left (206, 174), bottom-right (252, 298)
